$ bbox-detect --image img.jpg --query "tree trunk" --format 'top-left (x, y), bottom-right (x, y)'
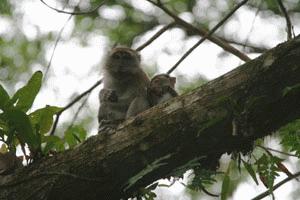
top-left (0, 36), bottom-right (300, 200)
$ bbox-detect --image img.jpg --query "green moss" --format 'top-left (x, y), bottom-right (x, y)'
top-left (282, 83), bottom-right (300, 97)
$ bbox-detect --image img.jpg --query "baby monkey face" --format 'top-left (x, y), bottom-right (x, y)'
top-left (150, 74), bottom-right (176, 96)
top-left (106, 48), bottom-right (141, 74)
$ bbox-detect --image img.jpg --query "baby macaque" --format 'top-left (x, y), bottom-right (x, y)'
top-left (98, 47), bottom-right (150, 131)
top-left (126, 74), bottom-right (178, 118)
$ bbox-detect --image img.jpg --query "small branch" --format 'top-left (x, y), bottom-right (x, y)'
top-left (135, 22), bottom-right (176, 51)
top-left (145, 0), bottom-right (250, 63)
top-left (40, 0), bottom-right (106, 15)
top-left (276, 0), bottom-right (294, 40)
top-left (251, 171), bottom-right (300, 200)
top-left (256, 145), bottom-right (298, 158)
top-left (164, 0), bottom-right (250, 74)
top-left (179, 181), bottom-right (219, 197)
top-left (43, 14), bottom-right (73, 84)
top-left (50, 79), bottom-right (102, 135)
top-left (68, 92), bottom-right (91, 130)
top-left (220, 37), bottom-right (267, 53)
top-left (242, 0), bottom-right (262, 51)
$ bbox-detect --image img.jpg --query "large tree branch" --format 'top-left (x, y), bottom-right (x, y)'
top-left (0, 36), bottom-right (300, 200)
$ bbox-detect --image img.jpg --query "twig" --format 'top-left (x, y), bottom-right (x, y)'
top-left (242, 0), bottom-right (262, 51)
top-left (50, 79), bottom-right (102, 135)
top-left (251, 171), bottom-right (300, 200)
top-left (145, 0), bottom-right (250, 63)
top-left (220, 37), bottom-right (267, 53)
top-left (135, 22), bottom-right (176, 51)
top-left (161, 0), bottom-right (250, 74)
top-left (180, 181), bottom-right (219, 197)
top-left (276, 0), bottom-right (294, 40)
top-left (43, 14), bottom-right (73, 83)
top-left (40, 0), bottom-right (107, 15)
top-left (256, 145), bottom-right (298, 158)
top-left (67, 92), bottom-right (91, 130)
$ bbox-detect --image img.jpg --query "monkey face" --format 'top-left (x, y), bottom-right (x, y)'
top-left (149, 74), bottom-right (176, 96)
top-left (106, 48), bottom-right (141, 74)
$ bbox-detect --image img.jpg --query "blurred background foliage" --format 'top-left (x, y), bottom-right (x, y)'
top-left (0, 0), bottom-right (300, 199)
top-left (2, 0), bottom-right (300, 87)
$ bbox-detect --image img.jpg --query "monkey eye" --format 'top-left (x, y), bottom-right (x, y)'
top-left (122, 52), bottom-right (132, 60)
top-left (123, 55), bottom-right (132, 60)
top-left (112, 53), bottom-right (121, 59)
top-left (153, 79), bottom-right (161, 84)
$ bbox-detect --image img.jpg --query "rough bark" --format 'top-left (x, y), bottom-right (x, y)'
top-left (0, 36), bottom-right (300, 200)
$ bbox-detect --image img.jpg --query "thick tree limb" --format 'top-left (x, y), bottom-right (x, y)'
top-left (0, 36), bottom-right (300, 200)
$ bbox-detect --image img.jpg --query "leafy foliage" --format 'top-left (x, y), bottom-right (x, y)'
top-left (221, 172), bottom-right (230, 200)
top-left (242, 159), bottom-right (258, 185)
top-left (187, 168), bottom-right (218, 193)
top-left (10, 71), bottom-right (42, 112)
top-left (256, 154), bottom-right (283, 192)
top-left (0, 0), bottom-right (12, 16)
top-left (30, 106), bottom-right (62, 134)
top-left (279, 119), bottom-right (300, 157)
top-left (64, 125), bottom-right (87, 148)
top-left (0, 71), bottom-right (87, 161)
top-left (0, 84), bottom-right (10, 110)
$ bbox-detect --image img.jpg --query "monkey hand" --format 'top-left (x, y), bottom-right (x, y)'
top-left (100, 89), bottom-right (118, 102)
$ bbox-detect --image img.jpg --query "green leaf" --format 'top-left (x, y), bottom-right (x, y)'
top-left (282, 83), bottom-right (300, 97)
top-left (30, 105), bottom-right (61, 134)
top-left (242, 160), bottom-right (258, 185)
top-left (64, 126), bottom-right (87, 148)
top-left (0, 0), bottom-right (12, 16)
top-left (42, 135), bottom-right (65, 154)
top-left (5, 109), bottom-right (40, 150)
top-left (221, 174), bottom-right (230, 200)
top-left (10, 71), bottom-right (43, 112)
top-left (64, 126), bottom-right (87, 143)
top-left (0, 84), bottom-right (10, 110)
top-left (256, 154), bottom-right (281, 189)
top-left (0, 117), bottom-right (8, 138)
top-left (64, 130), bottom-right (78, 148)
top-left (279, 119), bottom-right (300, 157)
top-left (221, 162), bottom-right (232, 200)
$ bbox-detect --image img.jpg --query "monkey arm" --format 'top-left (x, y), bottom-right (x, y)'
top-left (167, 86), bottom-right (178, 97)
top-left (99, 89), bottom-right (118, 102)
top-left (126, 96), bottom-right (150, 118)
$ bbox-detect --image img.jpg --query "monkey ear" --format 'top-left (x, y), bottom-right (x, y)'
top-left (170, 77), bottom-right (176, 87)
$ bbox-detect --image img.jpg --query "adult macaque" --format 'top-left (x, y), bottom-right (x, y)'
top-left (98, 47), bottom-right (150, 131)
